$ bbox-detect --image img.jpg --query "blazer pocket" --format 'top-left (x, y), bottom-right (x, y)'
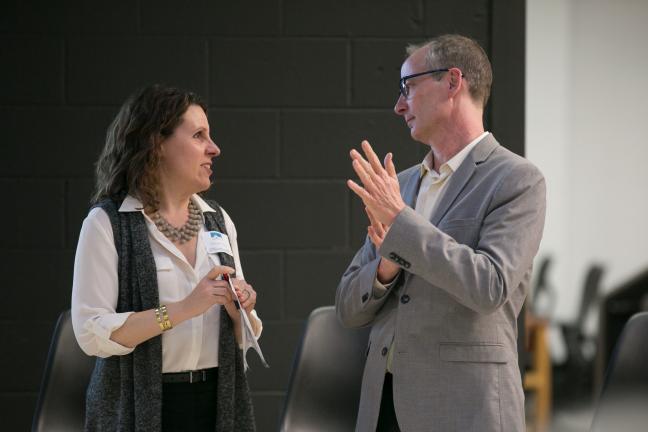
top-left (439, 343), bottom-right (508, 363)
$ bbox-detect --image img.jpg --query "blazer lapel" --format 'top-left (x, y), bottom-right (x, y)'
top-left (430, 134), bottom-right (499, 225)
top-left (400, 165), bottom-right (423, 208)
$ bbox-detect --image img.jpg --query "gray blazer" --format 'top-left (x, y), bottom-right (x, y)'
top-left (336, 134), bottom-right (546, 432)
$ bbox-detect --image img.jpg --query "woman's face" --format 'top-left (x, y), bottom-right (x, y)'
top-left (159, 104), bottom-right (220, 195)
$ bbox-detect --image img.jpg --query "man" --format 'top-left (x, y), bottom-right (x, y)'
top-left (336, 34), bottom-right (545, 431)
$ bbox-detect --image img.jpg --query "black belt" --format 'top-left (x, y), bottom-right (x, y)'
top-left (162, 367), bottom-right (218, 384)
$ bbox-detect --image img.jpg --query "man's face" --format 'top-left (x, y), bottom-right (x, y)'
top-left (394, 49), bottom-right (449, 143)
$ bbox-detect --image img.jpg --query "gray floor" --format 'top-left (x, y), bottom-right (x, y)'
top-left (526, 392), bottom-right (595, 432)
top-left (550, 403), bottom-right (594, 432)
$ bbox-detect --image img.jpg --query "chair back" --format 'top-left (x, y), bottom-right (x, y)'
top-left (532, 256), bottom-right (552, 302)
top-left (32, 310), bottom-right (95, 432)
top-left (530, 256), bottom-right (557, 320)
top-left (577, 264), bottom-right (604, 328)
top-left (280, 306), bottom-right (370, 432)
top-left (591, 312), bottom-right (648, 431)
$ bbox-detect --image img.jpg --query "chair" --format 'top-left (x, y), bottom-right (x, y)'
top-left (554, 264), bottom-right (604, 401)
top-left (32, 310), bottom-right (95, 432)
top-left (523, 313), bottom-right (551, 431)
top-left (530, 256), bottom-right (556, 318)
top-left (280, 306), bottom-right (370, 432)
top-left (591, 312), bottom-right (648, 431)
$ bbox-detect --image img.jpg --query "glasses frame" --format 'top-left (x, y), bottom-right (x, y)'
top-left (398, 68), bottom-right (463, 99)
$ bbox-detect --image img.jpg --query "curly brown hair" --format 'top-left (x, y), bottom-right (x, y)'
top-left (92, 84), bottom-right (207, 211)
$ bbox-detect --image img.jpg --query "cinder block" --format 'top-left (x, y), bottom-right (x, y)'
top-left (350, 192), bottom-right (371, 249)
top-left (66, 178), bottom-right (95, 249)
top-left (208, 109), bottom-right (279, 178)
top-left (0, 179), bottom-right (64, 248)
top-left (140, 0), bottom-right (280, 35)
top-left (2, 250), bottom-right (74, 321)
top-left (352, 40), bottom-right (410, 107)
top-left (239, 251), bottom-right (282, 320)
top-left (424, 0), bottom-right (489, 48)
top-left (0, 37), bottom-right (62, 104)
top-left (209, 39), bottom-right (347, 107)
top-left (284, 0), bottom-right (424, 36)
top-left (206, 181), bottom-right (347, 249)
top-left (67, 37), bottom-right (208, 105)
top-left (0, 107), bottom-right (114, 177)
top-left (0, 321), bottom-right (56, 392)
top-left (245, 322), bottom-right (303, 391)
top-left (281, 110), bottom-right (423, 178)
top-left (284, 251), bottom-right (355, 319)
top-left (0, 0), bottom-right (137, 34)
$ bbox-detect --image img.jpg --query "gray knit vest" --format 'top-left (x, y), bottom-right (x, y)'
top-left (85, 198), bottom-right (255, 432)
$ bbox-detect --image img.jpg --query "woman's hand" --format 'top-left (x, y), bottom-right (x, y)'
top-left (231, 278), bottom-right (262, 337)
top-left (231, 278), bottom-right (257, 314)
top-left (182, 265), bottom-right (237, 318)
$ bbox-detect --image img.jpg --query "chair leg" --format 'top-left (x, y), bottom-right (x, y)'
top-left (523, 317), bottom-right (552, 432)
top-left (535, 324), bottom-right (551, 431)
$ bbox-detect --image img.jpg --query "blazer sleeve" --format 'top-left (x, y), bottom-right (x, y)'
top-left (335, 235), bottom-right (401, 328)
top-left (379, 161), bottom-right (546, 314)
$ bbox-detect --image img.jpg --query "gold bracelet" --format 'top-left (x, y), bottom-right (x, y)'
top-left (155, 305), bottom-right (173, 332)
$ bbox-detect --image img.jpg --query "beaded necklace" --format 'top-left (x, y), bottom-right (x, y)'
top-left (151, 200), bottom-right (202, 244)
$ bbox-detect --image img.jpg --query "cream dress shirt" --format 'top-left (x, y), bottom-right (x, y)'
top-left (71, 194), bottom-right (262, 373)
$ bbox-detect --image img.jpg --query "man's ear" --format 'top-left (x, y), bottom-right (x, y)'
top-left (448, 68), bottom-right (463, 96)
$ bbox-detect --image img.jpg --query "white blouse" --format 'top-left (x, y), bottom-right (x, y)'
top-left (71, 194), bottom-right (262, 373)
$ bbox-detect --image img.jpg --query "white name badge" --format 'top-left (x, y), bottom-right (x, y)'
top-left (202, 231), bottom-right (233, 256)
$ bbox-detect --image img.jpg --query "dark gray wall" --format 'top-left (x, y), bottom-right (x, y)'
top-left (0, 1), bottom-right (524, 430)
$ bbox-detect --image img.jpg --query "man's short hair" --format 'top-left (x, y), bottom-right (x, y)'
top-left (407, 34), bottom-right (492, 108)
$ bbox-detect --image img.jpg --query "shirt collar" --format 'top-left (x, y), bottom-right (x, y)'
top-left (118, 194), bottom-right (217, 213)
top-left (420, 131), bottom-right (490, 178)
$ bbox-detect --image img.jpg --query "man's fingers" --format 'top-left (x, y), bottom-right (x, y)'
top-left (351, 149), bottom-right (382, 188)
top-left (351, 152), bottom-right (377, 180)
top-left (364, 206), bottom-right (375, 224)
top-left (365, 206), bottom-right (386, 236)
top-left (367, 226), bottom-right (377, 244)
top-left (368, 226), bottom-right (377, 242)
top-left (206, 265), bottom-right (235, 280)
top-left (350, 160), bottom-right (379, 195)
top-left (348, 181), bottom-right (379, 215)
top-left (361, 140), bottom-right (385, 176)
top-left (347, 162), bottom-right (374, 201)
top-left (364, 206), bottom-right (380, 231)
top-left (347, 179), bottom-right (372, 204)
top-left (384, 152), bottom-right (397, 179)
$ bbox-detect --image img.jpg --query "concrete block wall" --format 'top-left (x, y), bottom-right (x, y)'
top-left (0, 1), bottom-right (524, 430)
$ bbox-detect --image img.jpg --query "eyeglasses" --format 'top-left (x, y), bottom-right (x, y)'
top-left (398, 68), bottom-right (462, 99)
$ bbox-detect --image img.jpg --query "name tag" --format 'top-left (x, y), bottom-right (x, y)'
top-left (202, 231), bottom-right (233, 256)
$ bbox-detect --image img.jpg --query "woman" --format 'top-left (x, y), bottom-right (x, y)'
top-left (71, 84), bottom-right (261, 431)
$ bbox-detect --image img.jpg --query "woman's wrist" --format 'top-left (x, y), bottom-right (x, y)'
top-left (170, 299), bottom-right (196, 324)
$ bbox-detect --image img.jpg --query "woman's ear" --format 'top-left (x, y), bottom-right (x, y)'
top-left (155, 134), bottom-right (166, 157)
